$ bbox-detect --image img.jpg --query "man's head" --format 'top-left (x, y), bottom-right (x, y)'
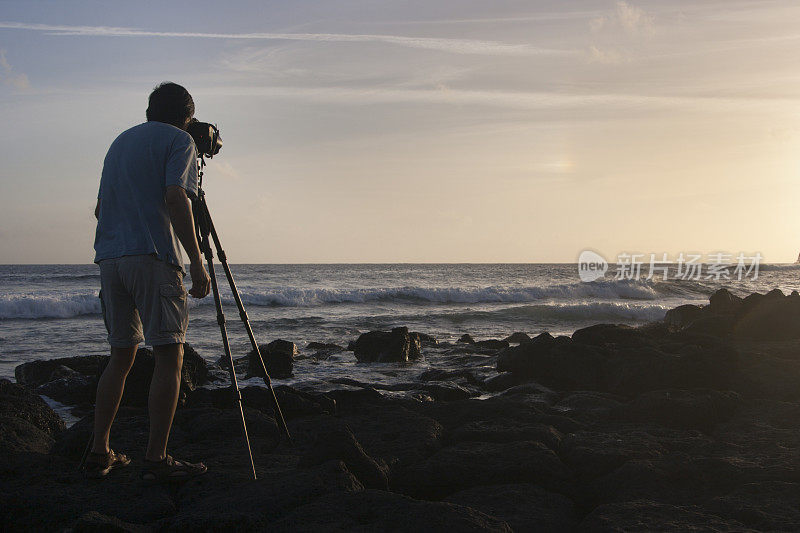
top-left (146, 82), bottom-right (194, 130)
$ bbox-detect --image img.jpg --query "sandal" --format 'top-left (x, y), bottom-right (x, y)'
top-left (141, 454), bottom-right (207, 485)
top-left (84, 449), bottom-right (131, 479)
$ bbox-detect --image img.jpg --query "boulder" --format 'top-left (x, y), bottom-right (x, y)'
top-left (245, 339), bottom-right (296, 379)
top-left (418, 369), bottom-right (480, 385)
top-left (181, 344), bottom-right (209, 389)
top-left (15, 345), bottom-right (209, 409)
top-left (680, 315), bottom-right (733, 338)
top-left (472, 339), bottom-right (510, 351)
top-left (15, 355), bottom-right (104, 388)
top-left (497, 332), bottom-right (555, 374)
top-left (268, 490), bottom-right (512, 532)
top-left (664, 304), bottom-right (702, 331)
top-left (395, 440), bottom-right (570, 499)
top-left (299, 424), bottom-right (389, 490)
top-left (503, 332), bottom-right (532, 344)
top-left (412, 332), bottom-right (438, 346)
top-left (705, 481), bottom-right (800, 532)
top-left (733, 292), bottom-right (800, 340)
top-left (708, 288), bottom-right (743, 315)
top-left (572, 323), bottom-right (644, 346)
top-left (352, 327), bottom-right (422, 363)
top-left (306, 342), bottom-right (344, 352)
top-left (445, 484), bottom-right (579, 532)
top-left (619, 389), bottom-right (742, 432)
top-left (457, 334), bottom-right (475, 344)
top-left (497, 334), bottom-right (605, 391)
top-left (482, 372), bottom-right (524, 393)
top-left (449, 421), bottom-right (562, 451)
top-left (579, 500), bottom-right (750, 531)
top-left (418, 383), bottom-right (477, 402)
top-left (0, 379), bottom-right (65, 436)
top-left (119, 346), bottom-right (209, 407)
top-left (36, 373), bottom-right (96, 406)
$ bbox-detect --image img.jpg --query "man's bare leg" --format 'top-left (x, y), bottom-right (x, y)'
top-left (92, 345), bottom-right (138, 454)
top-left (146, 343), bottom-right (183, 462)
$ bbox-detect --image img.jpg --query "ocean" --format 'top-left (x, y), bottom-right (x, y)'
top-left (2, 263), bottom-right (799, 391)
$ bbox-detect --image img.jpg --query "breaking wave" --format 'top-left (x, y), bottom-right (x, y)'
top-left (0, 293), bottom-right (100, 319)
top-left (0, 278), bottom-right (703, 319)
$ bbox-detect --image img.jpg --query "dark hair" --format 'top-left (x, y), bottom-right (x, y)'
top-left (146, 82), bottom-right (194, 128)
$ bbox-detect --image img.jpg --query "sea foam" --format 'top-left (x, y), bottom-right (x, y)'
top-left (0, 278), bottom-right (697, 319)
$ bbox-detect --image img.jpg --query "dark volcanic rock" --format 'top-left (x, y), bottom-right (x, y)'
top-left (705, 481), bottom-right (800, 531)
top-left (15, 345), bottom-right (209, 409)
top-left (395, 440), bottom-right (570, 499)
top-left (71, 511), bottom-right (146, 532)
top-left (458, 334), bottom-right (475, 344)
top-left (472, 339), bottom-right (510, 351)
top-left (9, 289), bottom-right (800, 531)
top-left (181, 344), bottom-right (209, 389)
top-left (0, 417), bottom-right (57, 454)
top-left (680, 314), bottom-right (734, 338)
top-left (306, 341), bottom-right (344, 352)
top-left (418, 368), bottom-right (480, 385)
top-left (572, 323), bottom-right (644, 346)
top-left (299, 424), bottom-right (389, 490)
top-left (497, 326), bottom-right (739, 397)
top-left (305, 342), bottom-right (345, 360)
top-left (269, 489), bottom-right (512, 532)
top-left (1, 379), bottom-right (65, 455)
top-left (0, 379), bottom-right (65, 437)
top-left (15, 355), bottom-right (104, 388)
top-left (496, 332), bottom-right (555, 374)
top-left (619, 389), bottom-right (742, 432)
top-left (664, 289), bottom-right (800, 342)
top-left (497, 334), bottom-right (605, 391)
top-left (245, 339), bottom-right (296, 379)
top-left (353, 327), bottom-right (422, 363)
top-left (708, 287), bottom-right (743, 315)
top-left (482, 372), bottom-right (524, 392)
top-left (116, 346), bottom-right (209, 407)
top-left (733, 290), bottom-right (800, 341)
top-left (445, 483), bottom-right (579, 532)
top-left (412, 332), bottom-right (438, 346)
top-left (36, 373), bottom-right (96, 406)
top-left (579, 500), bottom-right (751, 532)
top-left (449, 420), bottom-right (562, 451)
top-left (664, 304), bottom-right (703, 331)
top-left (503, 332), bottom-right (532, 344)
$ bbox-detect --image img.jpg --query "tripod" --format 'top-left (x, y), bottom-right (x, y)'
top-left (192, 156), bottom-right (292, 480)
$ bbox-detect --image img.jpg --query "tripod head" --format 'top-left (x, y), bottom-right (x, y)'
top-left (187, 119), bottom-right (222, 158)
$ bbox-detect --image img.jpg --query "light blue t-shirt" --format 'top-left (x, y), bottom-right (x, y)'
top-left (94, 121), bottom-right (199, 271)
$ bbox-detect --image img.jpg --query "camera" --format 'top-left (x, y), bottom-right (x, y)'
top-left (187, 118), bottom-right (222, 158)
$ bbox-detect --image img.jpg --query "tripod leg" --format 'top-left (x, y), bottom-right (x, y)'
top-left (207, 222), bottom-right (292, 442)
top-left (202, 242), bottom-right (258, 480)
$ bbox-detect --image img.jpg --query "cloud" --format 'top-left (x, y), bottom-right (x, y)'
top-left (0, 49), bottom-right (29, 90)
top-left (591, 1), bottom-right (653, 36)
top-left (587, 1), bottom-right (654, 64)
top-left (587, 45), bottom-right (626, 65)
top-left (0, 21), bottom-right (577, 57)
top-left (615, 1), bottom-right (654, 35)
top-left (191, 84), bottom-right (796, 114)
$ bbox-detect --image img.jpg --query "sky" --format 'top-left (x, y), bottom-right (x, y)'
top-left (1, 0), bottom-right (799, 263)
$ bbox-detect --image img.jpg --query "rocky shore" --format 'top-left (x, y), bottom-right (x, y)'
top-left (4, 288), bottom-right (800, 530)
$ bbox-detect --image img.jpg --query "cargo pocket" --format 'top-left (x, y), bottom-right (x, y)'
top-left (98, 290), bottom-right (110, 334)
top-left (159, 283), bottom-right (188, 333)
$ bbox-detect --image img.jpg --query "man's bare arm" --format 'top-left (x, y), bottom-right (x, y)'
top-left (165, 185), bottom-right (210, 298)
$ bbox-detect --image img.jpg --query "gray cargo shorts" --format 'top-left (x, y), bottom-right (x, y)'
top-left (98, 254), bottom-right (189, 347)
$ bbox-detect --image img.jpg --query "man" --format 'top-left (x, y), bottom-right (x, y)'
top-left (87, 82), bottom-right (212, 482)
